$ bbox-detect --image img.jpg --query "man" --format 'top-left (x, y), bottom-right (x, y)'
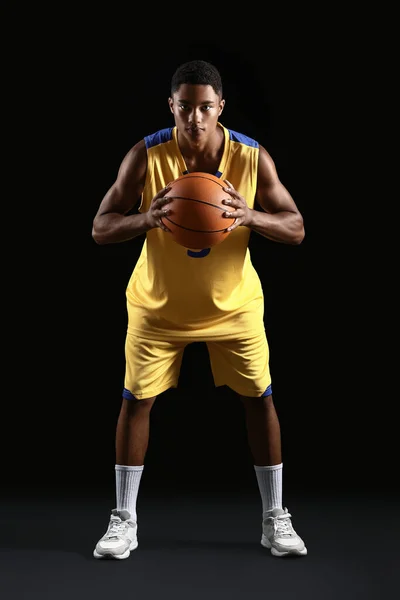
top-left (92, 59), bottom-right (307, 559)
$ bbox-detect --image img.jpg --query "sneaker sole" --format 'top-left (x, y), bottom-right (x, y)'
top-left (261, 534), bottom-right (307, 557)
top-left (93, 540), bottom-right (138, 560)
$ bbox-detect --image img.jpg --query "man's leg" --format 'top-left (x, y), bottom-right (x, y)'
top-left (240, 391), bottom-right (283, 514)
top-left (240, 391), bottom-right (307, 557)
top-left (116, 395), bottom-right (157, 465)
top-left (239, 392), bottom-right (281, 466)
top-left (94, 333), bottom-right (186, 559)
top-left (114, 395), bottom-right (157, 521)
top-left (113, 333), bottom-right (185, 523)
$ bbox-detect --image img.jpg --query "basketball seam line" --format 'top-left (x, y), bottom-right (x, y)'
top-left (166, 196), bottom-right (232, 211)
top-left (162, 216), bottom-right (233, 233)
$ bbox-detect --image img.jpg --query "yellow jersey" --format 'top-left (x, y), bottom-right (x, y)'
top-left (126, 122), bottom-right (265, 341)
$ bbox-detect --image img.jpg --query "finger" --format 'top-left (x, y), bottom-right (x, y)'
top-left (155, 207), bottom-right (171, 219)
top-left (223, 208), bottom-right (242, 218)
top-left (223, 179), bottom-right (235, 189)
top-left (158, 218), bottom-right (170, 232)
top-left (222, 198), bottom-right (235, 207)
top-left (155, 185), bottom-right (172, 199)
top-left (154, 196), bottom-right (172, 211)
top-left (222, 188), bottom-right (239, 200)
top-left (226, 218), bottom-right (239, 232)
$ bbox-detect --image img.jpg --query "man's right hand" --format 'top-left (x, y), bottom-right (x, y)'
top-left (145, 185), bottom-right (172, 232)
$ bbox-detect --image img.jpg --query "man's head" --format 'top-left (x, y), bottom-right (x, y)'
top-left (168, 60), bottom-right (225, 145)
top-left (170, 60), bottom-right (223, 98)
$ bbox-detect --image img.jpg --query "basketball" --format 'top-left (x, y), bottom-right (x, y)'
top-left (161, 172), bottom-right (236, 249)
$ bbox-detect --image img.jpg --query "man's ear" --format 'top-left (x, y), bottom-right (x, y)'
top-left (218, 98), bottom-right (225, 116)
top-left (168, 97), bottom-right (174, 114)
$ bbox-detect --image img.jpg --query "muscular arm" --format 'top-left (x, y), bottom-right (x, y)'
top-left (92, 140), bottom-right (150, 245)
top-left (250, 145), bottom-right (305, 245)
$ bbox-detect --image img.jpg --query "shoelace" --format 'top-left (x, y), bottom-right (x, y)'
top-left (105, 518), bottom-right (129, 538)
top-left (273, 513), bottom-right (294, 537)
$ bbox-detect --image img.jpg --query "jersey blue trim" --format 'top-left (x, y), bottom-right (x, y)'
top-left (145, 128), bottom-right (174, 149)
top-left (187, 248), bottom-right (211, 258)
top-left (183, 169), bottom-right (221, 178)
top-left (145, 127), bottom-right (258, 151)
top-left (262, 384), bottom-right (272, 397)
top-left (228, 128), bottom-right (259, 148)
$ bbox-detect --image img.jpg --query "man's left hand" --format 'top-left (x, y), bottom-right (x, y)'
top-left (222, 180), bottom-right (253, 231)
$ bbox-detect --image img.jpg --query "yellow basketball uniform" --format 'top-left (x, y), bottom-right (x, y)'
top-left (123, 122), bottom-right (272, 399)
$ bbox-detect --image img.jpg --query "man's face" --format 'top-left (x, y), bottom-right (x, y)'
top-left (168, 84), bottom-right (225, 143)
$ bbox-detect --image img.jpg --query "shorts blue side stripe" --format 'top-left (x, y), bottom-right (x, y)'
top-left (124, 385), bottom-right (271, 399)
top-left (123, 388), bottom-right (136, 400)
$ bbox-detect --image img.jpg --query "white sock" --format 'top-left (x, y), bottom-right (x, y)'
top-left (254, 463), bottom-right (283, 518)
top-left (115, 464), bottom-right (144, 522)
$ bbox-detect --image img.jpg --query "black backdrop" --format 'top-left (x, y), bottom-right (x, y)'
top-left (4, 14), bottom-right (387, 502)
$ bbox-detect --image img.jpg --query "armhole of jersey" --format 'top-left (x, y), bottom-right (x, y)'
top-left (138, 143), bottom-right (152, 213)
top-left (252, 146), bottom-right (259, 200)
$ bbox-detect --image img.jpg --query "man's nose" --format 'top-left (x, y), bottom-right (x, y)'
top-left (188, 108), bottom-right (202, 123)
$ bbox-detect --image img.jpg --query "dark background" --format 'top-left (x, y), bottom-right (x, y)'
top-left (3, 7), bottom-right (397, 599)
top-left (5, 13), bottom-right (385, 500)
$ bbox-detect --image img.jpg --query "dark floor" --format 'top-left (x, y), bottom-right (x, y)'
top-left (1, 487), bottom-right (397, 600)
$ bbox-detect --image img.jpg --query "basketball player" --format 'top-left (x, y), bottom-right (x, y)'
top-left (92, 60), bottom-right (307, 559)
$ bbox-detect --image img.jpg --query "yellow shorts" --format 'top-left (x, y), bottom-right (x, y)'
top-left (123, 330), bottom-right (271, 400)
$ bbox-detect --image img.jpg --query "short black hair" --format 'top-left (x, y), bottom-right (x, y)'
top-left (170, 60), bottom-right (223, 98)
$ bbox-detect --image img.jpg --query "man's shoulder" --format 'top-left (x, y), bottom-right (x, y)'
top-left (144, 127), bottom-right (174, 149)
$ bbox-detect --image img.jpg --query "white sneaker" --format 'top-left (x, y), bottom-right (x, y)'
top-left (93, 509), bottom-right (138, 560)
top-left (261, 507), bottom-right (307, 557)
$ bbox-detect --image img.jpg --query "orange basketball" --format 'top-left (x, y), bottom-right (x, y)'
top-left (161, 172), bottom-right (236, 249)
